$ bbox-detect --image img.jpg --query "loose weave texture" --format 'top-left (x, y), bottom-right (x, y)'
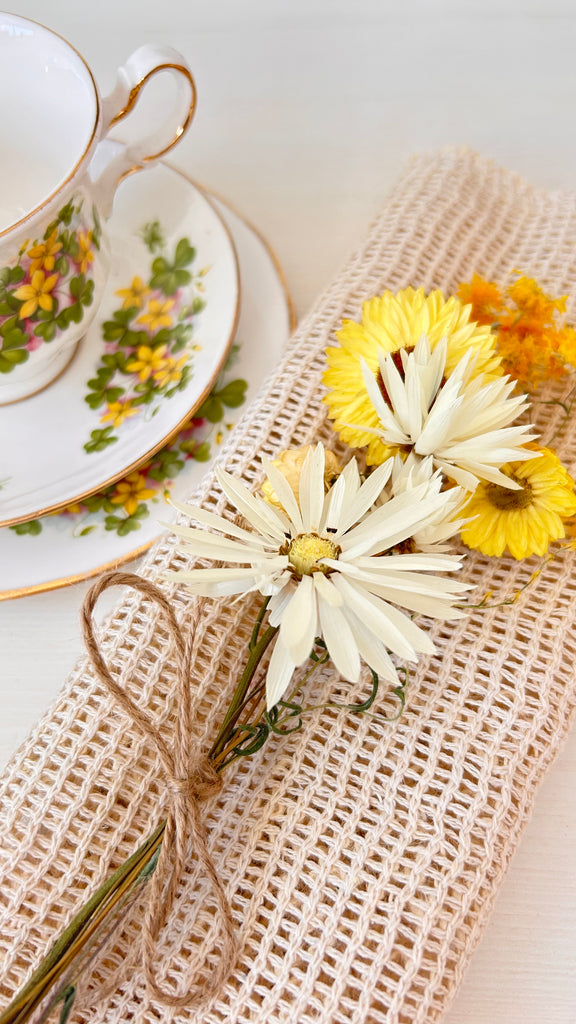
top-left (3, 146), bottom-right (576, 1024)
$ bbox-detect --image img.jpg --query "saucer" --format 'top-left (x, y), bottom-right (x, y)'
top-left (0, 151), bottom-right (240, 528)
top-left (0, 192), bottom-right (294, 599)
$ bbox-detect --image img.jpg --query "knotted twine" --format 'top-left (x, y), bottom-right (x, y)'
top-left (80, 570), bottom-right (237, 1008)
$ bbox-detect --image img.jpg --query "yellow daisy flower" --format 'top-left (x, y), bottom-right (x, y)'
top-left (116, 275), bottom-right (151, 310)
top-left (153, 354), bottom-right (188, 388)
top-left (14, 270), bottom-right (59, 319)
top-left (461, 446), bottom-right (576, 559)
top-left (77, 230), bottom-right (94, 274)
top-left (28, 229), bottom-right (62, 274)
top-left (126, 344), bottom-right (169, 382)
top-left (110, 472), bottom-right (156, 516)
top-left (137, 298), bottom-right (175, 331)
top-left (100, 399), bottom-right (138, 428)
top-left (261, 445), bottom-right (342, 510)
top-left (323, 287), bottom-right (502, 465)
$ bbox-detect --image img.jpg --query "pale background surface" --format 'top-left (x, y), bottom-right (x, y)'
top-left (2, 2), bottom-right (576, 1021)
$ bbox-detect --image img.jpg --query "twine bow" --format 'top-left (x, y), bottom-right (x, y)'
top-left (81, 570), bottom-right (237, 1008)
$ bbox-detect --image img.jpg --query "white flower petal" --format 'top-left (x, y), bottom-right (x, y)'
top-left (216, 467), bottom-right (289, 541)
top-left (332, 574), bottom-right (420, 661)
top-left (261, 455), bottom-right (304, 533)
top-left (279, 574), bottom-right (318, 664)
top-left (345, 609), bottom-right (400, 684)
top-left (298, 443), bottom-right (326, 532)
top-left (266, 637), bottom-right (296, 710)
top-left (169, 501), bottom-right (272, 547)
top-left (317, 594), bottom-right (361, 681)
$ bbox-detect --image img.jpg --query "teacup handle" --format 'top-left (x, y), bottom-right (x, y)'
top-left (91, 45), bottom-right (196, 217)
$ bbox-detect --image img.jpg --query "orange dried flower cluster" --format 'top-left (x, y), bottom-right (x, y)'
top-left (457, 272), bottom-right (576, 391)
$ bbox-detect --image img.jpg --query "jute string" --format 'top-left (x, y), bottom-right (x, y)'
top-left (80, 570), bottom-right (237, 1008)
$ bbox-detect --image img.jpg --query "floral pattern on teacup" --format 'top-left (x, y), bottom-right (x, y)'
top-left (0, 197), bottom-right (101, 373)
top-left (83, 219), bottom-right (209, 454)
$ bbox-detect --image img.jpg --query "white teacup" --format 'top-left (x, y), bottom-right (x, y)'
top-left (0, 12), bottom-right (196, 404)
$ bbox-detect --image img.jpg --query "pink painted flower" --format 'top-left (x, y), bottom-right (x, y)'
top-left (26, 336), bottom-right (43, 352)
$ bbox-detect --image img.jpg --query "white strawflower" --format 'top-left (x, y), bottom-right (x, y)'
top-left (379, 453), bottom-right (469, 553)
top-left (360, 334), bottom-right (538, 492)
top-left (168, 444), bottom-right (470, 710)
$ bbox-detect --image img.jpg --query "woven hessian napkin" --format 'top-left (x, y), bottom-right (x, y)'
top-left (3, 147), bottom-right (576, 1024)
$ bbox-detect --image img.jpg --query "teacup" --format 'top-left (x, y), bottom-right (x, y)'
top-left (0, 12), bottom-right (196, 404)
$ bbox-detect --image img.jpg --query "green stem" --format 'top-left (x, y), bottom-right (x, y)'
top-left (209, 623), bottom-right (278, 761)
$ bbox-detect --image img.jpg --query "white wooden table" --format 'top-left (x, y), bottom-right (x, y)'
top-left (2, 2), bottom-right (576, 1021)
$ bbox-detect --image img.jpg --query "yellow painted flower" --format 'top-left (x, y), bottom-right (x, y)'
top-left (457, 273), bottom-right (502, 326)
top-left (323, 287), bottom-right (502, 466)
top-left (116, 275), bottom-right (151, 310)
top-left (77, 230), bottom-right (94, 274)
top-left (28, 229), bottom-right (62, 273)
top-left (100, 399), bottom-right (138, 428)
top-left (14, 270), bottom-right (59, 319)
top-left (110, 471), bottom-right (156, 516)
top-left (461, 446), bottom-right (576, 559)
top-left (126, 344), bottom-right (169, 382)
top-left (261, 445), bottom-right (342, 509)
top-left (152, 354), bottom-right (188, 388)
top-left (137, 298), bottom-right (175, 331)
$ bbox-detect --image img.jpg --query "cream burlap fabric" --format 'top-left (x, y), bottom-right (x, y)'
top-left (3, 147), bottom-right (576, 1024)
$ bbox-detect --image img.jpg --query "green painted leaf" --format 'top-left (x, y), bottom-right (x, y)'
top-left (192, 441), bottom-right (211, 462)
top-left (0, 348), bottom-right (28, 372)
top-left (34, 321), bottom-right (57, 342)
top-left (84, 428), bottom-right (118, 453)
top-left (191, 296), bottom-right (206, 314)
top-left (196, 395), bottom-right (223, 423)
top-left (217, 379), bottom-right (248, 408)
top-left (10, 519), bottom-right (42, 535)
top-left (174, 239), bottom-right (196, 268)
top-left (139, 220), bottom-right (165, 252)
top-left (56, 255), bottom-right (70, 276)
top-left (2, 328), bottom-right (29, 349)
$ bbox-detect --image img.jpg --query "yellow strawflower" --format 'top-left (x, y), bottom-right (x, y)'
top-left (261, 445), bottom-right (342, 509)
top-left (323, 287), bottom-right (501, 466)
top-left (461, 446), bottom-right (576, 559)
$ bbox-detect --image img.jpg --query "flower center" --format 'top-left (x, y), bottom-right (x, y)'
top-left (377, 346), bottom-right (412, 403)
top-left (486, 478), bottom-right (534, 510)
top-left (287, 533), bottom-right (339, 576)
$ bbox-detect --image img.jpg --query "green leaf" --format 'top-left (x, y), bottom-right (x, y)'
top-left (192, 441), bottom-right (211, 462)
top-left (217, 379), bottom-right (248, 408)
top-left (2, 328), bottom-right (29, 349)
top-left (8, 265), bottom-right (25, 285)
top-left (79, 525), bottom-right (98, 536)
top-left (0, 348), bottom-right (29, 372)
top-left (56, 199), bottom-right (75, 226)
top-left (84, 428), bottom-right (118, 453)
top-left (150, 266), bottom-right (191, 296)
top-left (69, 274), bottom-right (85, 300)
top-left (151, 256), bottom-right (169, 275)
top-left (147, 449), bottom-right (184, 480)
top-left (55, 255), bottom-right (70, 276)
top-left (10, 518), bottom-right (42, 535)
top-left (34, 321), bottom-right (57, 342)
top-left (105, 505), bottom-right (150, 535)
top-left (139, 220), bottom-right (165, 252)
top-left (0, 315), bottom-right (18, 337)
top-left (196, 395), bottom-right (223, 423)
top-left (191, 296), bottom-right (206, 314)
top-left (174, 238), bottom-right (196, 268)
